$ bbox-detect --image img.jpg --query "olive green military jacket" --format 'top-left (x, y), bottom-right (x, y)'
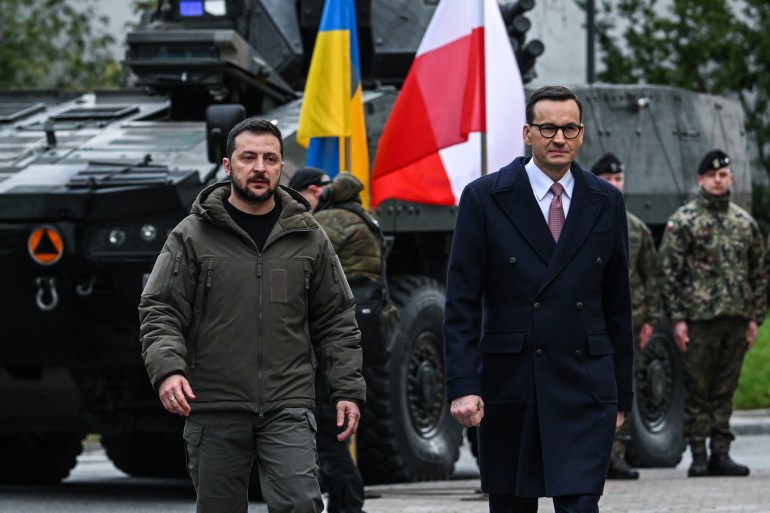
top-left (659, 190), bottom-right (766, 325)
top-left (627, 212), bottom-right (662, 329)
top-left (139, 183), bottom-right (365, 414)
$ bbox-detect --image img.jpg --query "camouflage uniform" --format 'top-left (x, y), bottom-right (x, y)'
top-left (659, 189), bottom-right (766, 457)
top-left (315, 173), bottom-right (381, 282)
top-left (613, 212), bottom-right (662, 456)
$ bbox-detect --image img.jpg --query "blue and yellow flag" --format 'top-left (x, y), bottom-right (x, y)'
top-left (296, 0), bottom-right (370, 207)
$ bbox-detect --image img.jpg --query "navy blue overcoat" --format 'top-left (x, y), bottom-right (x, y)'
top-left (444, 157), bottom-right (634, 498)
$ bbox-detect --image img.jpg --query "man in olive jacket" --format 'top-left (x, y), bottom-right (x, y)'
top-left (139, 118), bottom-right (365, 513)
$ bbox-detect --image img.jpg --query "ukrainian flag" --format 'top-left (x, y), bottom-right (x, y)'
top-left (296, 0), bottom-right (370, 207)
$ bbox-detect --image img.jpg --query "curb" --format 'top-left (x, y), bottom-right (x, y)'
top-left (731, 409), bottom-right (770, 435)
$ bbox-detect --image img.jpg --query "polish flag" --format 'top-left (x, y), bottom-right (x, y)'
top-left (371, 0), bottom-right (526, 208)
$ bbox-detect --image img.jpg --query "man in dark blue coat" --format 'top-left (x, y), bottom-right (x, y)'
top-left (444, 86), bottom-right (634, 513)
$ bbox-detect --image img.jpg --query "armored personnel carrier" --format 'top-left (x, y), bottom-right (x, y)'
top-left (0, 0), bottom-right (749, 484)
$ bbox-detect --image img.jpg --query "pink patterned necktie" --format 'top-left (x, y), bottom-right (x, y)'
top-left (549, 182), bottom-right (565, 242)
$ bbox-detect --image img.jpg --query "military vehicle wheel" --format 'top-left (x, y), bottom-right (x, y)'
top-left (0, 431), bottom-right (83, 484)
top-left (627, 321), bottom-right (686, 467)
top-left (357, 275), bottom-right (463, 484)
top-left (101, 432), bottom-right (188, 478)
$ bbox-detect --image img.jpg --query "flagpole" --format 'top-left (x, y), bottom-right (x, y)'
top-left (480, 0), bottom-right (487, 176)
top-left (481, 132), bottom-right (488, 176)
top-left (343, 136), bottom-right (350, 173)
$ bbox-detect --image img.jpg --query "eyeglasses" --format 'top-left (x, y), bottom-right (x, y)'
top-left (529, 123), bottom-right (583, 139)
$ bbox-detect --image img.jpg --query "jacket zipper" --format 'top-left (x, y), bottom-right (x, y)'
top-left (257, 256), bottom-right (264, 419)
top-left (189, 264), bottom-right (214, 369)
top-left (165, 252), bottom-right (183, 303)
top-left (304, 269), bottom-right (315, 368)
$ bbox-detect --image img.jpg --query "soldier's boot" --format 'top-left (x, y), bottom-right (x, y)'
top-left (687, 451), bottom-right (709, 477)
top-left (607, 455), bottom-right (639, 480)
top-left (708, 453), bottom-right (750, 477)
top-left (607, 445), bottom-right (639, 480)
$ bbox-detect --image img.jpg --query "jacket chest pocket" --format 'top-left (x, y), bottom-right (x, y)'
top-left (263, 259), bottom-right (310, 305)
top-left (270, 269), bottom-right (288, 303)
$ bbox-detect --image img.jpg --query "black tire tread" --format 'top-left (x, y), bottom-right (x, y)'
top-left (357, 275), bottom-right (462, 484)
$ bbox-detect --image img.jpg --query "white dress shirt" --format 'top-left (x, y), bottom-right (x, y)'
top-left (524, 159), bottom-right (574, 224)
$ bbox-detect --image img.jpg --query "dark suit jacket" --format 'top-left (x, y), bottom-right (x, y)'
top-left (444, 157), bottom-right (633, 497)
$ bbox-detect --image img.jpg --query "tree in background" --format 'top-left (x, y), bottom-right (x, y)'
top-left (584, 0), bottom-right (770, 182)
top-left (0, 0), bottom-right (122, 91)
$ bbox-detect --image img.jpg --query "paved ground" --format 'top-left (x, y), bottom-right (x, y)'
top-left (362, 469), bottom-right (770, 513)
top-left (6, 408), bottom-right (753, 513)
top-left (360, 409), bottom-right (770, 513)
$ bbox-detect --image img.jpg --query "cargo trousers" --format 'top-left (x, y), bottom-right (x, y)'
top-left (184, 409), bottom-right (323, 513)
top-left (683, 316), bottom-right (747, 454)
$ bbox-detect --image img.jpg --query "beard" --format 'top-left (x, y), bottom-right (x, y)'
top-left (231, 174), bottom-right (278, 204)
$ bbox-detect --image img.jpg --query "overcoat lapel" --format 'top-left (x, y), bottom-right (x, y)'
top-left (492, 161), bottom-right (555, 264)
top-left (537, 166), bottom-right (607, 294)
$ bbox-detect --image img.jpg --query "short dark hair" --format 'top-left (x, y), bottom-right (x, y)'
top-left (226, 118), bottom-right (283, 160)
top-left (525, 86), bottom-right (583, 124)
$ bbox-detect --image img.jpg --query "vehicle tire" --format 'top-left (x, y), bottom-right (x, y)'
top-left (357, 275), bottom-right (463, 484)
top-left (626, 320), bottom-right (686, 467)
top-left (0, 431), bottom-right (83, 484)
top-left (101, 431), bottom-right (188, 478)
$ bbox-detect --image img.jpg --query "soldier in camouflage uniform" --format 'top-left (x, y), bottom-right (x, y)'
top-left (592, 153), bottom-right (662, 480)
top-left (659, 149), bottom-right (766, 478)
top-left (290, 168), bottom-right (384, 513)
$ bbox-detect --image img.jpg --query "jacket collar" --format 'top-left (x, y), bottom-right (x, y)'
top-left (193, 182), bottom-right (319, 235)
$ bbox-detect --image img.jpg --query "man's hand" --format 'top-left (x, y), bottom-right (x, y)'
top-left (158, 374), bottom-right (195, 416)
top-left (747, 320), bottom-right (758, 349)
top-left (450, 395), bottom-right (484, 427)
top-left (616, 412), bottom-right (626, 432)
top-left (673, 320), bottom-right (689, 353)
top-left (639, 323), bottom-right (654, 350)
top-left (335, 400), bottom-right (361, 441)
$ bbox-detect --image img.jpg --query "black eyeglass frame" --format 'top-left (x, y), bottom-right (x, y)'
top-left (529, 123), bottom-right (584, 140)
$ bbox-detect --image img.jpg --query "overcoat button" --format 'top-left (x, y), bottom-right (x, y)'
top-left (533, 302), bottom-right (541, 310)
top-left (575, 350), bottom-right (583, 357)
top-left (576, 302), bottom-right (583, 309)
top-left (536, 349), bottom-right (544, 357)
top-left (509, 257), bottom-right (517, 264)
top-left (596, 257), bottom-right (604, 265)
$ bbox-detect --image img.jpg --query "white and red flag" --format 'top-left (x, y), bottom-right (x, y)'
top-left (371, 0), bottom-right (526, 208)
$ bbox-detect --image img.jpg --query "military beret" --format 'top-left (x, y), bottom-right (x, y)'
top-left (590, 153), bottom-right (624, 175)
top-left (288, 167), bottom-right (331, 191)
top-left (697, 149), bottom-right (730, 175)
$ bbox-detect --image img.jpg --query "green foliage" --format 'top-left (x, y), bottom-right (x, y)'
top-left (734, 312), bottom-right (770, 409)
top-left (0, 0), bottom-right (121, 91)
top-left (583, 0), bottom-right (770, 181)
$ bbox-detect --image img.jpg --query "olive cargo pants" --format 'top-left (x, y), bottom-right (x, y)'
top-left (184, 409), bottom-right (323, 513)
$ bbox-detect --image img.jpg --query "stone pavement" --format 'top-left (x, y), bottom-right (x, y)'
top-left (358, 409), bottom-right (770, 513)
top-left (362, 470), bottom-right (770, 513)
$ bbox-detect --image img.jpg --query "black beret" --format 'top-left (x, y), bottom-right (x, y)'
top-left (591, 153), bottom-right (624, 175)
top-left (288, 167), bottom-right (331, 191)
top-left (697, 149), bottom-right (731, 175)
